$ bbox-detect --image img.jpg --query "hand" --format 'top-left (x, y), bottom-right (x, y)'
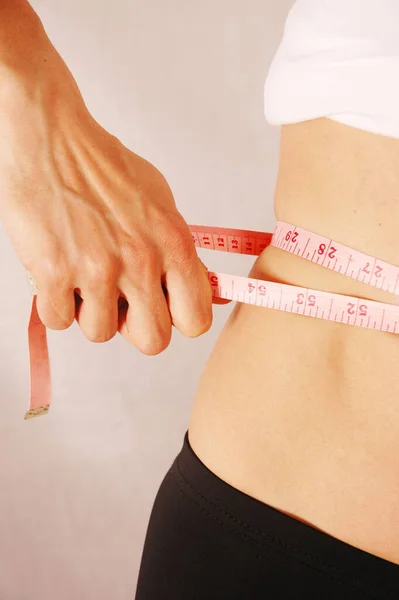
top-left (0, 32), bottom-right (226, 355)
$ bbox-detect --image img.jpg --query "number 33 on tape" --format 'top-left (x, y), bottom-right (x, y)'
top-left (25, 220), bottom-right (399, 420)
top-left (189, 220), bottom-right (399, 332)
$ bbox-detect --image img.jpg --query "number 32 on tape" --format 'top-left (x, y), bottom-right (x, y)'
top-left (26, 220), bottom-right (399, 420)
top-left (189, 220), bottom-right (399, 334)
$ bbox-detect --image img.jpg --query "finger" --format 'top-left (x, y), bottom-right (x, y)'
top-left (35, 279), bottom-right (75, 330)
top-left (118, 277), bottom-right (172, 355)
top-left (163, 258), bottom-right (213, 337)
top-left (75, 286), bottom-right (119, 343)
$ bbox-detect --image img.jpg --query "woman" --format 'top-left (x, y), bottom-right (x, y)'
top-left (136, 1), bottom-right (399, 598)
top-left (1, 0), bottom-right (398, 597)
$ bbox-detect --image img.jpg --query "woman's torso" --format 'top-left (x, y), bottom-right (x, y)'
top-left (188, 118), bottom-right (399, 566)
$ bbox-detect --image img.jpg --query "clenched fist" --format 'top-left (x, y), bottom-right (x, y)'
top-left (0, 1), bottom-right (226, 355)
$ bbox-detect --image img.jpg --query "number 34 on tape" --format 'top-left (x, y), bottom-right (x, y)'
top-left (25, 220), bottom-right (399, 420)
top-left (189, 220), bottom-right (399, 334)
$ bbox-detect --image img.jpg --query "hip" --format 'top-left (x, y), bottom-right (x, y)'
top-left (188, 245), bottom-right (399, 566)
top-left (136, 432), bottom-right (399, 599)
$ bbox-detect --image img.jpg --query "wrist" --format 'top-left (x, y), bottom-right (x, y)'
top-left (0, 0), bottom-right (53, 83)
top-left (0, 34), bottom-right (86, 128)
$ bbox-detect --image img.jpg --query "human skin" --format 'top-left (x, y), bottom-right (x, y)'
top-left (0, 0), bottom-right (229, 353)
top-left (189, 118), bottom-right (399, 566)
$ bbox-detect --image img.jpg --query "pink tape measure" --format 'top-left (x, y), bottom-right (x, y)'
top-left (25, 220), bottom-right (399, 419)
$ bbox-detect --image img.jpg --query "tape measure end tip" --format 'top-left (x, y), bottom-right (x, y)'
top-left (24, 405), bottom-right (50, 420)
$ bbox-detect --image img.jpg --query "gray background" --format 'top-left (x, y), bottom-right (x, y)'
top-left (0, 1), bottom-right (293, 597)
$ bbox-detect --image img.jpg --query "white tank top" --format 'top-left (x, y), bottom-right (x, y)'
top-left (264, 0), bottom-right (399, 139)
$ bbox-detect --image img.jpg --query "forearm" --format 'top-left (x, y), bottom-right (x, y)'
top-left (0, 0), bottom-right (89, 133)
top-left (0, 0), bottom-right (54, 79)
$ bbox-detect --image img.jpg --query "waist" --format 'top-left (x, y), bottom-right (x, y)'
top-left (268, 118), bottom-right (399, 401)
top-left (196, 243), bottom-right (399, 420)
top-left (191, 115), bottom-right (399, 452)
top-left (190, 260), bottom-right (399, 564)
top-left (253, 244), bottom-right (399, 401)
top-left (189, 117), bottom-right (399, 564)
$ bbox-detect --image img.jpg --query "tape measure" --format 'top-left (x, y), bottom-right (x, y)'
top-left (25, 220), bottom-right (399, 420)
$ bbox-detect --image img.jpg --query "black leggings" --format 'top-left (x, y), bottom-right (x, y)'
top-left (135, 432), bottom-right (399, 599)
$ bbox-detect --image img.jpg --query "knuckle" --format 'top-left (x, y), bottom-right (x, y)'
top-left (49, 315), bottom-right (74, 331)
top-left (38, 256), bottom-right (70, 288)
top-left (37, 299), bottom-right (74, 331)
top-left (41, 314), bottom-right (73, 331)
top-left (138, 330), bottom-right (171, 356)
top-left (120, 241), bottom-right (140, 266)
top-left (122, 245), bottom-right (161, 292)
top-left (84, 256), bottom-right (116, 289)
top-left (155, 213), bottom-right (195, 265)
top-left (184, 310), bottom-right (213, 338)
top-left (140, 341), bottom-right (167, 356)
top-left (168, 230), bottom-right (195, 264)
top-left (121, 240), bottom-right (157, 272)
top-left (83, 328), bottom-right (116, 344)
